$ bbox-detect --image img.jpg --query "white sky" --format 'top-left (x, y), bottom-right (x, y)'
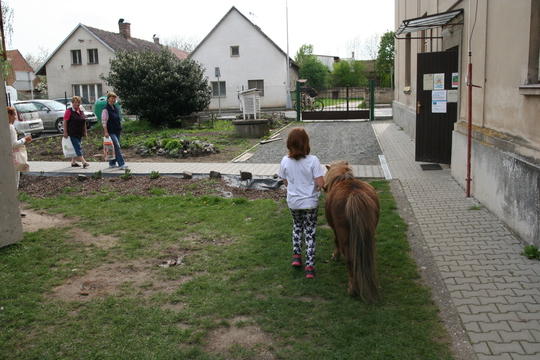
top-left (8, 0), bottom-right (395, 61)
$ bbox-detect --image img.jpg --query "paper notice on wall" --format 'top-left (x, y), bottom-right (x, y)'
top-left (432, 100), bottom-right (447, 113)
top-left (432, 90), bottom-right (446, 101)
top-left (423, 74), bottom-right (434, 90)
top-left (447, 90), bottom-right (458, 103)
top-left (434, 73), bottom-right (445, 89)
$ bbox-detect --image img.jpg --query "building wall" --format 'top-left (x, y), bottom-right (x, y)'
top-left (394, 0), bottom-right (540, 246)
top-left (190, 10), bottom-right (290, 110)
top-left (44, 27), bottom-right (113, 100)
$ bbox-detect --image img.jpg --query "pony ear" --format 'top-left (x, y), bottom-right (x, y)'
top-left (344, 162), bottom-right (349, 165)
top-left (325, 164), bottom-right (330, 170)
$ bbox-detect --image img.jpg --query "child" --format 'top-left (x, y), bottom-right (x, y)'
top-left (278, 127), bottom-right (325, 278)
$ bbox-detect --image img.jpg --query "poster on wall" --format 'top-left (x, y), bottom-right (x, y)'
top-left (452, 72), bottom-right (459, 88)
top-left (432, 100), bottom-right (447, 113)
top-left (423, 74), bottom-right (434, 90)
top-left (434, 73), bottom-right (445, 89)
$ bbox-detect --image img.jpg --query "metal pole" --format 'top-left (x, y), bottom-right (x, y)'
top-left (466, 0), bottom-right (473, 197)
top-left (369, 79), bottom-right (375, 120)
top-left (285, 0), bottom-right (292, 109)
top-left (217, 75), bottom-right (221, 116)
top-left (296, 81), bottom-right (301, 122)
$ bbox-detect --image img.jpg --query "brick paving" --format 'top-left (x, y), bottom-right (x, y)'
top-left (27, 119), bottom-right (540, 359)
top-left (372, 121), bottom-right (540, 360)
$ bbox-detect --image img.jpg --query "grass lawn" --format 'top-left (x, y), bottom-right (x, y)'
top-left (0, 181), bottom-right (453, 359)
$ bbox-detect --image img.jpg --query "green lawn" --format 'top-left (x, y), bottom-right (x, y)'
top-left (0, 181), bottom-right (453, 359)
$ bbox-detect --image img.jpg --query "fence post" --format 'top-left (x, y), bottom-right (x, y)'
top-left (296, 81), bottom-right (301, 122)
top-left (369, 79), bottom-right (375, 121)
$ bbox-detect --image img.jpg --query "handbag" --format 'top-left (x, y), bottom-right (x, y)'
top-left (103, 136), bottom-right (116, 161)
top-left (13, 145), bottom-right (30, 172)
top-left (62, 137), bottom-right (77, 158)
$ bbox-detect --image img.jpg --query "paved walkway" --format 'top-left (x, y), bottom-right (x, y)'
top-left (27, 120), bottom-right (540, 360)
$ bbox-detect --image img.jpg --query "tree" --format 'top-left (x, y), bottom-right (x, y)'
top-left (1, 1), bottom-right (14, 79)
top-left (163, 35), bottom-right (200, 53)
top-left (25, 46), bottom-right (49, 93)
top-left (295, 44), bottom-right (329, 90)
top-left (346, 33), bottom-right (380, 60)
top-left (330, 60), bottom-right (367, 87)
top-left (101, 48), bottom-right (211, 127)
top-left (376, 31), bottom-right (395, 87)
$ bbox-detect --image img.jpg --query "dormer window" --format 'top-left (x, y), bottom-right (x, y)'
top-left (230, 46), bottom-right (239, 57)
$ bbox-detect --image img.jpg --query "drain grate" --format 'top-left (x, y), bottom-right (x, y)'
top-left (420, 163), bottom-right (442, 171)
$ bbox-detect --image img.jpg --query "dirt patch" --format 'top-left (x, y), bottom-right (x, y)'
top-left (20, 206), bottom-right (78, 232)
top-left (48, 258), bottom-right (193, 302)
top-left (205, 316), bottom-right (275, 359)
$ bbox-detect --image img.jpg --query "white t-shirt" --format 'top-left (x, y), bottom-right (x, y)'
top-left (278, 154), bottom-right (324, 209)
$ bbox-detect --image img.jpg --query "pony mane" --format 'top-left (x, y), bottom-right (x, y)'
top-left (324, 161), bottom-right (355, 193)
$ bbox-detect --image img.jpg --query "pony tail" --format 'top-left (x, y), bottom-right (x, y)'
top-left (346, 193), bottom-right (380, 302)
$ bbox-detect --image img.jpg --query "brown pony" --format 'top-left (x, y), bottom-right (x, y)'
top-left (323, 161), bottom-right (380, 302)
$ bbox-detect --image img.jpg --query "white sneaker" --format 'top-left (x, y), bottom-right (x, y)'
top-left (109, 164), bottom-right (119, 168)
top-left (118, 165), bottom-right (129, 170)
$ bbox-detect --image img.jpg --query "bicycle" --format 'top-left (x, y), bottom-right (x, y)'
top-left (292, 92), bottom-right (324, 112)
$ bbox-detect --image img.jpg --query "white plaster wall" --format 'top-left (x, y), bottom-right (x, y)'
top-left (191, 10), bottom-right (289, 110)
top-left (45, 27), bottom-right (114, 99)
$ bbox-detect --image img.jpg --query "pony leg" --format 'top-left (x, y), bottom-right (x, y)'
top-left (331, 234), bottom-right (341, 261)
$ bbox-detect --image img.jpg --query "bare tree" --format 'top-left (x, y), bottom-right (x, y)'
top-left (25, 46), bottom-right (49, 71)
top-left (162, 35), bottom-right (201, 53)
top-left (346, 33), bottom-right (381, 60)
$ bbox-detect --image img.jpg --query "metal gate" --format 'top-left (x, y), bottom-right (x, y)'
top-left (294, 86), bottom-right (372, 120)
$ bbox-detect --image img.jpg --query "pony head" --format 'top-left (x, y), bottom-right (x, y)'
top-left (323, 161), bottom-right (355, 194)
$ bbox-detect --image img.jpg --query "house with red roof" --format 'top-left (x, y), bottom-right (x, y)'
top-left (36, 19), bottom-right (188, 103)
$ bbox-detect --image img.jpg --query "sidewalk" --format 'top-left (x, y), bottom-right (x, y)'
top-left (372, 121), bottom-right (540, 360)
top-left (27, 120), bottom-right (540, 360)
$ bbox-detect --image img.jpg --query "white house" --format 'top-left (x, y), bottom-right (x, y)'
top-left (393, 0), bottom-right (540, 246)
top-left (189, 6), bottom-right (299, 110)
top-left (36, 19), bottom-right (188, 104)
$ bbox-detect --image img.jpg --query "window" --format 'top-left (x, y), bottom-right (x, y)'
top-left (248, 80), bottom-right (264, 96)
top-left (72, 84), bottom-right (103, 103)
top-left (88, 49), bottom-right (99, 64)
top-left (212, 81), bottom-right (226, 96)
top-left (71, 50), bottom-right (82, 65)
top-left (230, 46), bottom-right (240, 56)
top-left (404, 33), bottom-right (411, 90)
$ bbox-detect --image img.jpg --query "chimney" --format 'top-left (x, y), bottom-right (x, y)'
top-left (118, 18), bottom-right (131, 39)
top-left (153, 34), bottom-right (160, 45)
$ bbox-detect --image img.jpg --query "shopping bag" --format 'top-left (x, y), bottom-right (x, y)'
top-left (103, 136), bottom-right (116, 161)
top-left (62, 137), bottom-right (77, 158)
top-left (13, 145), bottom-right (30, 172)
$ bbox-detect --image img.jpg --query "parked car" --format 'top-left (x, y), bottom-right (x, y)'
top-left (28, 99), bottom-right (98, 133)
top-left (12, 101), bottom-right (44, 138)
top-left (52, 96), bottom-right (94, 112)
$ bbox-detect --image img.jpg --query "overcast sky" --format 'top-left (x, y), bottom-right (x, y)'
top-left (8, 0), bottom-right (395, 62)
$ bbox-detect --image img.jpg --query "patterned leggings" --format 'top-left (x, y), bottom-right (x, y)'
top-left (290, 207), bottom-right (318, 267)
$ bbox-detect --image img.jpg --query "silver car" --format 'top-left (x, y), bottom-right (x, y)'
top-left (12, 101), bottom-right (44, 138)
top-left (28, 99), bottom-right (98, 133)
